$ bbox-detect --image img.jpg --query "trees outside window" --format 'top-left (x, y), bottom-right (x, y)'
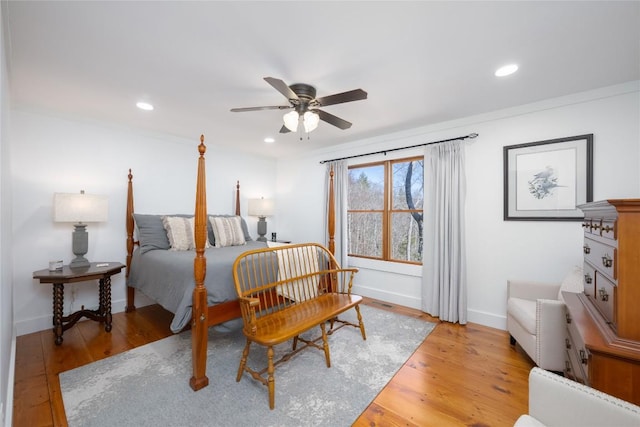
top-left (347, 156), bottom-right (423, 264)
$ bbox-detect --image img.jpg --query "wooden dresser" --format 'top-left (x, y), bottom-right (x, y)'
top-left (563, 199), bottom-right (640, 405)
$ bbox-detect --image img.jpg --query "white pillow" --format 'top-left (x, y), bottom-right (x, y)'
top-left (209, 216), bottom-right (246, 248)
top-left (558, 265), bottom-right (584, 302)
top-left (162, 216), bottom-right (210, 251)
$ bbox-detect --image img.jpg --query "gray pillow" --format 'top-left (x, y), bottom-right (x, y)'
top-left (132, 214), bottom-right (170, 253)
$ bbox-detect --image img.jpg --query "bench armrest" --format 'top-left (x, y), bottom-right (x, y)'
top-left (238, 296), bottom-right (260, 335)
top-left (323, 268), bottom-right (359, 294)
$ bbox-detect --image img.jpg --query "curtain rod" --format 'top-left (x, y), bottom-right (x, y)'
top-left (319, 132), bottom-right (478, 164)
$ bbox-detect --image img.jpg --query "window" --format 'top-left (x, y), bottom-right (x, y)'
top-left (347, 156), bottom-right (424, 264)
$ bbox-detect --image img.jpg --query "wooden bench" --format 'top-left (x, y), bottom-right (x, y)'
top-left (232, 242), bottom-right (367, 409)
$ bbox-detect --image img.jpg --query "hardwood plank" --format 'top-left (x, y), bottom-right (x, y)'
top-left (13, 300), bottom-right (534, 427)
top-left (14, 333), bottom-right (45, 382)
top-left (76, 318), bottom-right (131, 361)
top-left (111, 305), bottom-right (174, 348)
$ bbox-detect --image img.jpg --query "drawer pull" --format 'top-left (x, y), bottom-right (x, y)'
top-left (602, 225), bottom-right (614, 233)
top-left (579, 349), bottom-right (588, 364)
top-left (566, 312), bottom-right (572, 324)
top-left (565, 338), bottom-right (571, 349)
top-left (602, 254), bottom-right (613, 268)
top-left (583, 244), bottom-right (591, 254)
top-left (565, 360), bottom-right (572, 372)
top-left (598, 287), bottom-right (609, 302)
top-left (584, 273), bottom-right (592, 284)
top-left (592, 223), bottom-right (601, 230)
top-left (581, 222), bottom-right (589, 228)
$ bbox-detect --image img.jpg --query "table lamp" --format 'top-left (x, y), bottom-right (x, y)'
top-left (54, 191), bottom-right (108, 268)
top-left (248, 197), bottom-right (274, 242)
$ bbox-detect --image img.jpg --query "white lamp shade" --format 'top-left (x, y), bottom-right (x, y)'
top-left (248, 198), bottom-right (274, 217)
top-left (303, 111), bottom-right (320, 132)
top-left (283, 111), bottom-right (299, 132)
top-left (54, 192), bottom-right (108, 223)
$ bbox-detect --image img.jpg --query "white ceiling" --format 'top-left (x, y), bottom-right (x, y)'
top-left (3, 1), bottom-right (639, 158)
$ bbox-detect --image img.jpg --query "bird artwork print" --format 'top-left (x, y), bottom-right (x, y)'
top-left (528, 166), bottom-right (565, 199)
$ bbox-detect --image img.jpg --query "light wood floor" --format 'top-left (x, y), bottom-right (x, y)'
top-left (13, 298), bottom-right (534, 426)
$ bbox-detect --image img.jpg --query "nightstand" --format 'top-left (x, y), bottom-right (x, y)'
top-left (33, 262), bottom-right (124, 345)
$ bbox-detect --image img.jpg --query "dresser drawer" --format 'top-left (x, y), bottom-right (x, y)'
top-left (583, 262), bottom-right (595, 297)
top-left (593, 273), bottom-right (616, 327)
top-left (581, 219), bottom-right (597, 236)
top-left (598, 219), bottom-right (617, 240)
top-left (565, 349), bottom-right (588, 384)
top-left (565, 317), bottom-right (589, 384)
top-left (584, 237), bottom-right (617, 282)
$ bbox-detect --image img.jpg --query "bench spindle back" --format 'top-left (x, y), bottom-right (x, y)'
top-left (232, 243), bottom-right (355, 320)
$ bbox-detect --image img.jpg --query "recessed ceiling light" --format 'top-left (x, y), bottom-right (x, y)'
top-left (136, 101), bottom-right (154, 111)
top-left (264, 137), bottom-right (275, 143)
top-left (495, 64), bottom-right (518, 77)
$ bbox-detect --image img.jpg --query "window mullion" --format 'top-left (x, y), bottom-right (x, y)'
top-left (383, 161), bottom-right (391, 260)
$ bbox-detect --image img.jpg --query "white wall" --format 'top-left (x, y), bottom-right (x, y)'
top-left (277, 81), bottom-right (640, 329)
top-left (10, 110), bottom-right (277, 335)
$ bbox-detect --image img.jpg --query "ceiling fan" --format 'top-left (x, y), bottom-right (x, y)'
top-left (230, 77), bottom-right (367, 134)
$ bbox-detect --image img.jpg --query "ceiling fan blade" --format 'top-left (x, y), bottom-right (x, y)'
top-left (315, 109), bottom-right (352, 130)
top-left (279, 125), bottom-right (291, 134)
top-left (316, 88), bottom-right (367, 107)
top-left (264, 77), bottom-right (299, 100)
top-left (230, 105), bottom-right (291, 112)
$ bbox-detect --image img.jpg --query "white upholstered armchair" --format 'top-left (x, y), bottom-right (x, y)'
top-left (506, 266), bottom-right (583, 372)
top-left (515, 367), bottom-right (640, 427)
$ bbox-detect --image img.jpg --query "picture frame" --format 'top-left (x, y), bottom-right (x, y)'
top-left (503, 134), bottom-right (593, 221)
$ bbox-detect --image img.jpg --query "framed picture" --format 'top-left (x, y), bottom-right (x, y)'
top-left (504, 134), bottom-right (593, 221)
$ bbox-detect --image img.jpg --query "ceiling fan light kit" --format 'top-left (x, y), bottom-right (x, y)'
top-left (283, 110), bottom-right (299, 132)
top-left (231, 77), bottom-right (367, 136)
top-left (302, 111), bottom-right (320, 133)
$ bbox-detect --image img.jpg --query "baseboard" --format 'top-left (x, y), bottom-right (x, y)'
top-left (3, 327), bottom-right (16, 427)
top-left (13, 295), bottom-right (153, 336)
top-left (353, 284), bottom-right (507, 330)
top-left (352, 284), bottom-right (421, 310)
top-left (467, 308), bottom-right (507, 330)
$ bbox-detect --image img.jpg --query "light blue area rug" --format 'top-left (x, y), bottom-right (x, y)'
top-left (60, 305), bottom-right (435, 427)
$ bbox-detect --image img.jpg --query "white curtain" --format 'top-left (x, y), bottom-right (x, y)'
top-left (324, 161), bottom-right (348, 267)
top-left (422, 140), bottom-right (467, 324)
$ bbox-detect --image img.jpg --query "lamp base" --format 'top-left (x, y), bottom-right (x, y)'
top-left (70, 223), bottom-right (90, 269)
top-left (69, 256), bottom-right (90, 269)
top-left (256, 216), bottom-right (267, 242)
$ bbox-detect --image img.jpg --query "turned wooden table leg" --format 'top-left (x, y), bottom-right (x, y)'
top-left (52, 283), bottom-right (64, 345)
top-left (102, 276), bottom-right (112, 332)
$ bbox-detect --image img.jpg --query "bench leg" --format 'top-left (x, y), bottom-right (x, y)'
top-left (320, 322), bottom-right (331, 368)
top-left (292, 335), bottom-right (299, 351)
top-left (355, 305), bottom-right (367, 340)
top-left (237, 339), bottom-right (251, 382)
top-left (267, 346), bottom-right (275, 410)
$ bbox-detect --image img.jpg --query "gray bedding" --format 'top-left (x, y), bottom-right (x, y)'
top-left (127, 241), bottom-right (267, 332)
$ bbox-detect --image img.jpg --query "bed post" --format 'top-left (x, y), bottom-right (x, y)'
top-left (327, 165), bottom-right (339, 292)
top-left (235, 180), bottom-right (241, 215)
top-left (328, 165), bottom-right (336, 256)
top-left (190, 135), bottom-right (209, 391)
top-left (125, 169), bottom-right (136, 312)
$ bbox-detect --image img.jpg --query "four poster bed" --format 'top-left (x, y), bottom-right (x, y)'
top-left (125, 135), bottom-right (337, 390)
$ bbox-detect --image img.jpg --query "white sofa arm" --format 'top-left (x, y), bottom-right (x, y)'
top-left (508, 280), bottom-right (561, 301)
top-left (535, 299), bottom-right (566, 370)
top-left (515, 368), bottom-right (640, 427)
